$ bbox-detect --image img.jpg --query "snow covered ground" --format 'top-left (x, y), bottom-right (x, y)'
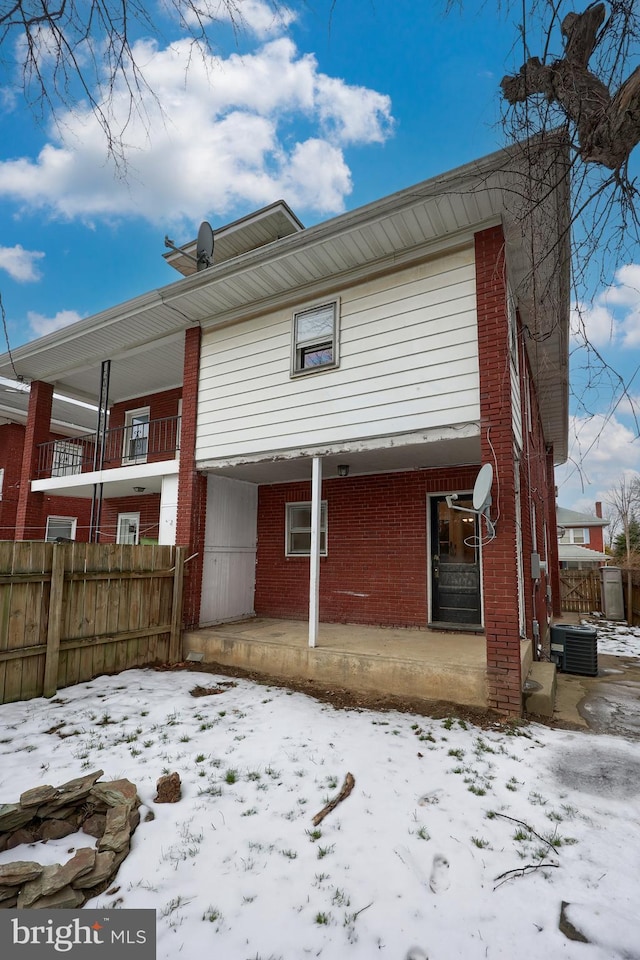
top-left (587, 617), bottom-right (640, 657)
top-left (1, 621), bottom-right (639, 960)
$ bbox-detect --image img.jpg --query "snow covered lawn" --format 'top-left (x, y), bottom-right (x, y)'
top-left (1, 625), bottom-right (639, 959)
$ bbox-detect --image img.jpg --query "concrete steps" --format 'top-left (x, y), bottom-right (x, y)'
top-left (523, 660), bottom-right (557, 718)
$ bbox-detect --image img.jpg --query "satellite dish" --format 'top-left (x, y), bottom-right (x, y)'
top-left (196, 221), bottom-right (214, 271)
top-left (472, 463), bottom-right (493, 512)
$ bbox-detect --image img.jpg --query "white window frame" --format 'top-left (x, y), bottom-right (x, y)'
top-left (117, 512), bottom-right (141, 545)
top-left (290, 300), bottom-right (339, 377)
top-left (51, 440), bottom-right (82, 477)
top-left (285, 501), bottom-right (328, 556)
top-left (123, 407), bottom-right (150, 464)
top-left (45, 516), bottom-right (77, 542)
top-left (559, 527), bottom-right (590, 545)
top-left (0, 467), bottom-right (4, 501)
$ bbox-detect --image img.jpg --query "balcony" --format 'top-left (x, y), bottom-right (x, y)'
top-left (37, 415), bottom-right (181, 479)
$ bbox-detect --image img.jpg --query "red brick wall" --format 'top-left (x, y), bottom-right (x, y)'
top-left (0, 423), bottom-right (25, 539)
top-left (0, 421), bottom-right (94, 542)
top-left (108, 388), bottom-right (182, 466)
top-left (98, 494), bottom-right (161, 543)
top-left (16, 381), bottom-right (54, 540)
top-left (475, 226), bottom-right (522, 714)
top-left (255, 467), bottom-right (478, 626)
top-left (176, 327), bottom-right (205, 627)
top-left (41, 496), bottom-right (92, 542)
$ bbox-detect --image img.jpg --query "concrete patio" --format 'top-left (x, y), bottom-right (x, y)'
top-left (182, 618), bottom-right (533, 711)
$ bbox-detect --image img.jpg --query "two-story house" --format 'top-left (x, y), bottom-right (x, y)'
top-left (0, 137), bottom-right (570, 715)
top-left (557, 503), bottom-right (609, 568)
top-left (0, 380), bottom-right (96, 541)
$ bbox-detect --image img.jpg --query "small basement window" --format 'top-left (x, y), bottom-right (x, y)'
top-left (291, 302), bottom-right (338, 376)
top-left (286, 501), bottom-right (328, 556)
top-left (45, 516), bottom-right (77, 542)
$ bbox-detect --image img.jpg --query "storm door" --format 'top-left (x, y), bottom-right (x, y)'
top-left (429, 495), bottom-right (482, 627)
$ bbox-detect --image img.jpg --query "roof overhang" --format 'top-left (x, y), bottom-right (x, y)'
top-left (0, 138), bottom-right (570, 455)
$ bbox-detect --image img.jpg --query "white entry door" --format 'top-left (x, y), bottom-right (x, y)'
top-left (200, 475), bottom-right (258, 625)
top-left (117, 512), bottom-right (140, 545)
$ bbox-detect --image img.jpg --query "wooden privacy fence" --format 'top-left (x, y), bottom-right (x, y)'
top-left (0, 542), bottom-right (185, 705)
top-left (560, 569), bottom-right (602, 614)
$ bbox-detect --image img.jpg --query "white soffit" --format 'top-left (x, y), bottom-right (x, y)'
top-left (0, 139), bottom-right (570, 447)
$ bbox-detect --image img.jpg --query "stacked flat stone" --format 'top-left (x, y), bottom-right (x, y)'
top-left (0, 770), bottom-right (141, 909)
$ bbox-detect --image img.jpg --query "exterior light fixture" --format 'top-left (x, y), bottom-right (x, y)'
top-left (133, 486), bottom-right (146, 493)
top-left (337, 464), bottom-right (349, 478)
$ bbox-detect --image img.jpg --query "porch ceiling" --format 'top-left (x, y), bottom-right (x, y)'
top-left (200, 430), bottom-right (482, 484)
top-left (0, 379), bottom-right (98, 435)
top-left (31, 460), bottom-right (176, 498)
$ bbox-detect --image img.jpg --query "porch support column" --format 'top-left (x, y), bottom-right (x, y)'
top-left (476, 226), bottom-right (522, 716)
top-left (176, 325), bottom-right (206, 628)
top-left (308, 456), bottom-right (322, 648)
top-left (16, 380), bottom-right (54, 541)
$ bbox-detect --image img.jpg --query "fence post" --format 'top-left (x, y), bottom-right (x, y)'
top-left (169, 546), bottom-right (186, 663)
top-left (43, 545), bottom-right (65, 698)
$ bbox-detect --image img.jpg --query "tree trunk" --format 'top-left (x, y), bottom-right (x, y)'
top-left (501, 4), bottom-right (640, 169)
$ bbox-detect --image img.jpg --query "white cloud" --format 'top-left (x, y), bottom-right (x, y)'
top-left (556, 412), bottom-right (640, 510)
top-left (0, 245), bottom-right (44, 282)
top-left (177, 0), bottom-right (296, 38)
top-left (0, 34), bottom-right (393, 226)
top-left (570, 300), bottom-right (616, 348)
top-left (27, 309), bottom-right (84, 338)
top-left (572, 263), bottom-right (640, 349)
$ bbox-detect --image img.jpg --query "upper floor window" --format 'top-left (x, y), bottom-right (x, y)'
top-left (52, 440), bottom-right (82, 477)
top-left (291, 301), bottom-right (339, 376)
top-left (559, 527), bottom-right (590, 545)
top-left (123, 408), bottom-right (150, 464)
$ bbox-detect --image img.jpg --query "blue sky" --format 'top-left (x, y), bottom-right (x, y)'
top-left (0, 0), bottom-right (638, 521)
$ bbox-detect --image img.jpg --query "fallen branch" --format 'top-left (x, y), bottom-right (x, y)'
top-left (493, 813), bottom-right (558, 856)
top-left (312, 772), bottom-right (355, 826)
top-left (494, 862), bottom-right (559, 890)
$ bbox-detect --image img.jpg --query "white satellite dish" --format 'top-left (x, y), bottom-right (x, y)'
top-left (472, 463), bottom-right (493, 512)
top-left (196, 221), bottom-right (214, 271)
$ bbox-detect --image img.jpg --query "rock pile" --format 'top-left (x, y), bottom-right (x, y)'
top-left (0, 770), bottom-right (141, 909)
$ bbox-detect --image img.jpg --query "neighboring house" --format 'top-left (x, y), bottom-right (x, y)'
top-left (0, 139), bottom-right (571, 715)
top-left (557, 504), bottom-right (609, 569)
top-left (0, 382), bottom-right (95, 542)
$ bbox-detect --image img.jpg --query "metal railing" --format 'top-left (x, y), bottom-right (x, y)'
top-left (36, 415), bottom-right (181, 478)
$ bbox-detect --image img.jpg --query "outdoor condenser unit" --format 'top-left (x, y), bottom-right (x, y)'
top-left (550, 624), bottom-right (598, 677)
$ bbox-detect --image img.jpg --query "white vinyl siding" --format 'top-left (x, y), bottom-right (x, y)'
top-left (196, 248), bottom-right (479, 462)
top-left (507, 286), bottom-right (523, 453)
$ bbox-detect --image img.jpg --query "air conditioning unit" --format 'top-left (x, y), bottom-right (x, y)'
top-left (550, 624), bottom-right (598, 677)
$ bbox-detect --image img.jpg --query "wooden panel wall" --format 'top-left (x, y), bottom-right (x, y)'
top-left (0, 543), bottom-right (184, 704)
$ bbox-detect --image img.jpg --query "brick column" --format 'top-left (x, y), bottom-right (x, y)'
top-left (545, 446), bottom-right (562, 618)
top-left (176, 327), bottom-right (206, 628)
top-left (15, 381), bottom-right (54, 540)
top-left (475, 226), bottom-right (522, 715)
